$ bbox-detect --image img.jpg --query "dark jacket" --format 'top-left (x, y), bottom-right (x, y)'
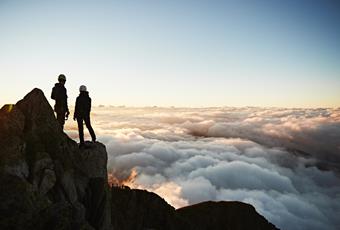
top-left (74, 91), bottom-right (91, 119)
top-left (51, 83), bottom-right (68, 113)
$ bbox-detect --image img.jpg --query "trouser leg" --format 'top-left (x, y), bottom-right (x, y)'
top-left (84, 116), bottom-right (96, 142)
top-left (56, 112), bottom-right (65, 130)
top-left (77, 118), bottom-right (84, 144)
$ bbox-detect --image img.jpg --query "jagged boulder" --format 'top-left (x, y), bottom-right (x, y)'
top-left (0, 89), bottom-right (111, 230)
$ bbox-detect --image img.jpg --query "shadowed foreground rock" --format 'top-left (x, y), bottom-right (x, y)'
top-left (0, 88), bottom-right (278, 230)
top-left (0, 89), bottom-right (111, 230)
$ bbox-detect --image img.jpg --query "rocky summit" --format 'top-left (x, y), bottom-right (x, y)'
top-left (0, 89), bottom-right (278, 230)
top-left (0, 89), bottom-right (111, 230)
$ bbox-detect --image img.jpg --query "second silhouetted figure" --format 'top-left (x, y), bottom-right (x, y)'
top-left (74, 85), bottom-right (96, 148)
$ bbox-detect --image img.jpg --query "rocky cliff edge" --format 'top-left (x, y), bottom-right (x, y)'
top-left (0, 88), bottom-right (111, 230)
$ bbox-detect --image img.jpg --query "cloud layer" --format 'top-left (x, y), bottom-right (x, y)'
top-left (66, 107), bottom-right (340, 230)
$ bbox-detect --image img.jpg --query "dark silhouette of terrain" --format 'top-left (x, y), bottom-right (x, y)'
top-left (111, 186), bottom-right (190, 230)
top-left (111, 186), bottom-right (279, 230)
top-left (0, 89), bottom-right (278, 230)
top-left (177, 201), bottom-right (278, 230)
top-left (0, 89), bottom-right (110, 230)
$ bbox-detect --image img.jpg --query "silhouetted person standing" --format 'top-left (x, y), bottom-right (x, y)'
top-left (74, 85), bottom-right (96, 148)
top-left (51, 74), bottom-right (69, 130)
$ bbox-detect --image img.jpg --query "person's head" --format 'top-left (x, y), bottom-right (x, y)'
top-left (58, 74), bottom-right (66, 84)
top-left (79, 85), bottom-right (87, 93)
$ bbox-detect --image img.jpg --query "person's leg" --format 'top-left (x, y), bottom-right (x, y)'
top-left (77, 118), bottom-right (85, 145)
top-left (56, 112), bottom-right (65, 130)
top-left (84, 116), bottom-right (96, 142)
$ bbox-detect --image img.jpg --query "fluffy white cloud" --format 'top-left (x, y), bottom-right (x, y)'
top-left (65, 106), bottom-right (340, 230)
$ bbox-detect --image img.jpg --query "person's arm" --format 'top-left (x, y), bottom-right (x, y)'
top-left (89, 97), bottom-right (92, 114)
top-left (51, 87), bottom-right (56, 100)
top-left (73, 97), bottom-right (79, 120)
top-left (65, 88), bottom-right (69, 114)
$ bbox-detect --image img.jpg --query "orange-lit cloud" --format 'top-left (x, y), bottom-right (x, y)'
top-left (64, 106), bottom-right (340, 230)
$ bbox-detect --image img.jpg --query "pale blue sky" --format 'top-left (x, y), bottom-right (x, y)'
top-left (1, 0), bottom-right (340, 107)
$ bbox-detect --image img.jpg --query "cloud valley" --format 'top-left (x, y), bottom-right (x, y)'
top-left (66, 107), bottom-right (340, 230)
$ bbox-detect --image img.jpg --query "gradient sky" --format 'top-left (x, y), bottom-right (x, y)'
top-left (1, 0), bottom-right (340, 107)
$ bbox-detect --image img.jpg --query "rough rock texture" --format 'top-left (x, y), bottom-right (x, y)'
top-left (0, 89), bottom-right (111, 230)
top-left (0, 88), bottom-right (278, 230)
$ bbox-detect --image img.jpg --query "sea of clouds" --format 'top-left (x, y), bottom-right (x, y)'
top-left (66, 106), bottom-right (340, 230)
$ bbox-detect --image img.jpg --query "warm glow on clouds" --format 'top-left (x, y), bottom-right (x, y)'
top-left (65, 106), bottom-right (340, 230)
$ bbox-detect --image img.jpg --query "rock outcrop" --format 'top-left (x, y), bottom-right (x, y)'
top-left (177, 201), bottom-right (279, 230)
top-left (110, 186), bottom-right (279, 230)
top-left (111, 186), bottom-right (190, 230)
top-left (0, 89), bottom-right (111, 230)
top-left (0, 88), bottom-right (278, 230)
